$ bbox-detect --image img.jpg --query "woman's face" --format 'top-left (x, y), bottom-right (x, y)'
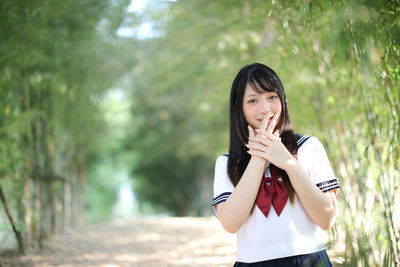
top-left (242, 83), bottom-right (282, 130)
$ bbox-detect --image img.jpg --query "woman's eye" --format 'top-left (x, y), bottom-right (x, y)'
top-left (248, 99), bottom-right (256, 104)
top-left (269, 95), bottom-right (278, 100)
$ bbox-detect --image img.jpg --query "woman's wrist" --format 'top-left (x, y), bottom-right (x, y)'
top-left (249, 155), bottom-right (268, 168)
top-left (284, 159), bottom-right (302, 176)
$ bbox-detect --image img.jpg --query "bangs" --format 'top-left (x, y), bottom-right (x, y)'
top-left (248, 71), bottom-right (276, 94)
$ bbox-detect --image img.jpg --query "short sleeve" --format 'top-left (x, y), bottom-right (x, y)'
top-left (211, 155), bottom-right (234, 215)
top-left (297, 137), bottom-right (340, 197)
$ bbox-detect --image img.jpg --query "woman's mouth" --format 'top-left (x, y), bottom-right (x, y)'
top-left (258, 116), bottom-right (273, 122)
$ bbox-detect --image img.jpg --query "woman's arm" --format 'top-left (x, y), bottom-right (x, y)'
top-left (215, 156), bottom-right (266, 233)
top-left (284, 159), bottom-right (337, 230)
top-left (247, 131), bottom-right (337, 230)
top-left (215, 116), bottom-right (276, 233)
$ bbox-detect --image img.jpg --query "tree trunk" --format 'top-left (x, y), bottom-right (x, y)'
top-left (0, 184), bottom-right (24, 253)
top-left (64, 181), bottom-right (72, 228)
top-left (34, 177), bottom-right (41, 246)
top-left (78, 157), bottom-right (87, 225)
top-left (43, 181), bottom-right (51, 240)
top-left (55, 183), bottom-right (64, 233)
top-left (24, 179), bottom-right (32, 249)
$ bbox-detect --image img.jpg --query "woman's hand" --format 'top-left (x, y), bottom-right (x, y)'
top-left (246, 113), bottom-right (271, 164)
top-left (246, 112), bottom-right (296, 171)
top-left (247, 123), bottom-right (267, 163)
top-left (247, 113), bottom-right (338, 230)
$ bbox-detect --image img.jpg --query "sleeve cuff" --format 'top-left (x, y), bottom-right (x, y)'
top-left (316, 179), bottom-right (340, 195)
top-left (212, 192), bottom-right (231, 206)
top-left (211, 192), bottom-right (231, 216)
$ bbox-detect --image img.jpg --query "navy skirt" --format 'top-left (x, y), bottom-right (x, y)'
top-left (233, 250), bottom-right (332, 267)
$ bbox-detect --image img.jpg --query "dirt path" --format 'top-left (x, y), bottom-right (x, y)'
top-left (0, 217), bottom-right (236, 267)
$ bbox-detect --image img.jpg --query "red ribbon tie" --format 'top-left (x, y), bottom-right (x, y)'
top-left (255, 164), bottom-right (288, 218)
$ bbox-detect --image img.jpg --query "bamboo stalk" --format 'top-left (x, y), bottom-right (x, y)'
top-left (24, 178), bottom-right (32, 249)
top-left (362, 85), bottom-right (400, 266)
top-left (0, 184), bottom-right (24, 253)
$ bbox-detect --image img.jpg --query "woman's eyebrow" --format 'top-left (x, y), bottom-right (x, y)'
top-left (245, 93), bottom-right (257, 98)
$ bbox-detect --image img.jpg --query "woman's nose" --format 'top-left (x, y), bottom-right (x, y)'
top-left (259, 99), bottom-right (270, 113)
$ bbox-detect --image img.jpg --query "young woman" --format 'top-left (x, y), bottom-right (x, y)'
top-left (212, 63), bottom-right (340, 266)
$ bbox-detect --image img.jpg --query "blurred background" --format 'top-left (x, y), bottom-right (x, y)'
top-left (0, 0), bottom-right (399, 266)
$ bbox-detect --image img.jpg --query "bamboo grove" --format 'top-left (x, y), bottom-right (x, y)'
top-left (1, 0), bottom-right (399, 266)
top-left (0, 0), bottom-right (132, 252)
top-left (127, 0), bottom-right (400, 265)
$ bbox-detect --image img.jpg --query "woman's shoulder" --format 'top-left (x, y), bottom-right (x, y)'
top-left (215, 153), bottom-right (229, 164)
top-left (296, 135), bottom-right (329, 162)
top-left (295, 133), bottom-right (312, 147)
top-left (297, 135), bottom-right (325, 150)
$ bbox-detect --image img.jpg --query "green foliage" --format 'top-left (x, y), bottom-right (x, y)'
top-left (85, 159), bottom-right (120, 223)
top-left (0, 0), bottom-right (132, 251)
top-left (125, 0), bottom-right (400, 265)
top-left (1, 0), bottom-right (399, 264)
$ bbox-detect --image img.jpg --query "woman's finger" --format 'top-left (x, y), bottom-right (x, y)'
top-left (260, 112), bottom-right (271, 131)
top-left (255, 129), bottom-right (273, 140)
top-left (248, 125), bottom-right (256, 139)
top-left (266, 112), bottom-right (280, 134)
top-left (255, 130), bottom-right (281, 144)
top-left (249, 136), bottom-right (273, 147)
top-left (246, 141), bottom-right (268, 152)
top-left (265, 130), bottom-right (280, 141)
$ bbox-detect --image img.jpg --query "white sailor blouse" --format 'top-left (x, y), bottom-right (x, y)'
top-left (212, 135), bottom-right (340, 263)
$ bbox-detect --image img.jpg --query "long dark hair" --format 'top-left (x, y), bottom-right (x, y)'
top-left (228, 63), bottom-right (298, 203)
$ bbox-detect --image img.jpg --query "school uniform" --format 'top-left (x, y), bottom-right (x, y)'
top-left (212, 135), bottom-right (340, 266)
